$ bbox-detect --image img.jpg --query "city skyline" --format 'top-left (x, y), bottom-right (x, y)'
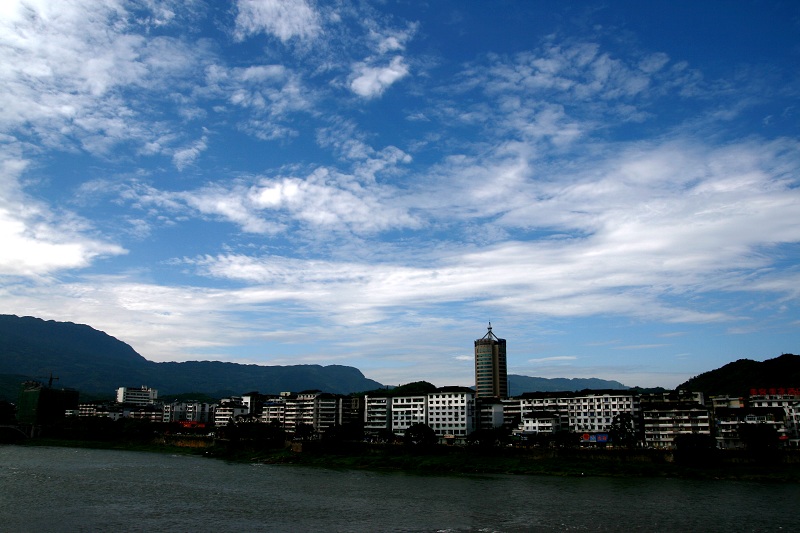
top-left (1, 1), bottom-right (799, 389)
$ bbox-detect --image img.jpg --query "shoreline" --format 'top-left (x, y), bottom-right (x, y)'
top-left (16, 438), bottom-right (800, 483)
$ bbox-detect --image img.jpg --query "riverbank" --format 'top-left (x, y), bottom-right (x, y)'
top-left (19, 437), bottom-right (800, 482)
top-left (247, 446), bottom-right (800, 482)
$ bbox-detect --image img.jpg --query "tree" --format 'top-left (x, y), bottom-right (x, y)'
top-left (404, 423), bottom-right (437, 448)
top-left (673, 433), bottom-right (717, 466)
top-left (375, 428), bottom-right (396, 444)
top-left (293, 422), bottom-right (315, 441)
top-left (737, 423), bottom-right (781, 464)
top-left (391, 381), bottom-right (438, 396)
top-left (738, 423), bottom-right (778, 450)
top-left (608, 413), bottom-right (639, 449)
top-left (466, 428), bottom-right (499, 449)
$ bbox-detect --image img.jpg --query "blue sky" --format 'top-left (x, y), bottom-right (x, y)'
top-left (1, 0), bottom-right (799, 389)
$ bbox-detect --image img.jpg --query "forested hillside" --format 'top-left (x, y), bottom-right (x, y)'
top-left (0, 315), bottom-right (383, 399)
top-left (676, 354), bottom-right (800, 397)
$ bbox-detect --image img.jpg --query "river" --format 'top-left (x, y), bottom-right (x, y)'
top-left (0, 445), bottom-right (797, 532)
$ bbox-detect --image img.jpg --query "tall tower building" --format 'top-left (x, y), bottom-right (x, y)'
top-left (474, 323), bottom-right (508, 399)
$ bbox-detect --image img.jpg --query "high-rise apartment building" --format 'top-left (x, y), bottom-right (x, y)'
top-left (474, 323), bottom-right (508, 399)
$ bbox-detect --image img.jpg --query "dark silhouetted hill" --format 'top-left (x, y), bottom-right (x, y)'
top-left (508, 375), bottom-right (628, 394)
top-left (0, 315), bottom-right (383, 399)
top-left (676, 353), bottom-right (800, 398)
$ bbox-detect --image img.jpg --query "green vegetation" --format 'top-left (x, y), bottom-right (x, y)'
top-left (607, 413), bottom-right (640, 449)
top-left (677, 353), bottom-right (800, 398)
top-left (197, 442), bottom-right (800, 482)
top-left (358, 380), bottom-right (437, 397)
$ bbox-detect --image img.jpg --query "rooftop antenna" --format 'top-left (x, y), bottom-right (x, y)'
top-left (481, 321), bottom-right (499, 341)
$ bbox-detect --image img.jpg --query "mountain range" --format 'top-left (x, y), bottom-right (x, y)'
top-left (3, 314), bottom-right (794, 403)
top-left (0, 315), bottom-right (631, 402)
top-left (507, 375), bottom-right (627, 394)
top-left (0, 315), bottom-right (383, 400)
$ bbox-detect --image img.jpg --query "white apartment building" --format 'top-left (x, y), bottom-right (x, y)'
top-left (710, 395), bottom-right (745, 409)
top-left (642, 404), bottom-right (711, 448)
top-left (477, 399), bottom-right (504, 430)
top-left (77, 403), bottom-right (124, 420)
top-left (515, 411), bottom-right (561, 435)
top-left (163, 402), bottom-right (187, 423)
top-left (314, 393), bottom-right (339, 434)
top-left (163, 401), bottom-right (215, 423)
top-left (284, 392), bottom-right (319, 433)
top-left (639, 390), bottom-right (710, 448)
top-left (749, 389), bottom-right (800, 439)
top-left (280, 392), bottom-right (355, 434)
top-left (567, 392), bottom-right (639, 433)
top-left (260, 399), bottom-right (286, 426)
top-left (115, 386), bottom-right (158, 405)
top-left (519, 394), bottom-right (571, 429)
top-left (127, 406), bottom-right (163, 422)
top-left (185, 402), bottom-right (215, 423)
top-left (241, 393), bottom-right (261, 416)
top-left (214, 397), bottom-right (248, 427)
top-left (715, 407), bottom-right (790, 449)
top-left (515, 391), bottom-right (639, 435)
top-left (789, 403), bottom-right (800, 446)
top-left (363, 395), bottom-right (391, 435)
top-left (426, 387), bottom-right (475, 442)
top-left (391, 395), bottom-right (427, 436)
top-left (501, 398), bottom-right (522, 428)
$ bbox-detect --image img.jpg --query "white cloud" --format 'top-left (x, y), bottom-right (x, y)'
top-left (234, 0), bottom-right (321, 43)
top-left (0, 277), bottom-right (253, 361)
top-left (528, 356), bottom-right (577, 363)
top-left (224, 166), bottom-right (420, 233)
top-left (172, 135), bottom-right (208, 170)
top-left (0, 148), bottom-right (126, 277)
top-left (168, 134), bottom-right (800, 330)
top-left (450, 41), bottom-right (703, 143)
top-left (203, 63), bottom-right (312, 139)
top-left (615, 344), bottom-right (670, 350)
top-left (183, 184), bottom-right (283, 235)
top-left (639, 52), bottom-right (670, 74)
top-left (369, 23), bottom-right (417, 54)
top-left (349, 56), bottom-right (409, 99)
top-left (1, 4), bottom-right (796, 389)
top-left (0, 0), bottom-right (209, 152)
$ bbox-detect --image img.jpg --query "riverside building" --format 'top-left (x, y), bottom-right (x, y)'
top-left (474, 323), bottom-right (508, 399)
top-left (427, 386), bottom-right (476, 442)
top-left (115, 385), bottom-right (158, 405)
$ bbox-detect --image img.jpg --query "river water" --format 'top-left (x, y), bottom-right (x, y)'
top-left (0, 446), bottom-right (797, 532)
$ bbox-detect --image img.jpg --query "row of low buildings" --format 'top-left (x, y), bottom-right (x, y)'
top-left (511, 388), bottom-right (800, 449)
top-left (73, 383), bottom-right (800, 449)
top-left (26, 326), bottom-right (800, 449)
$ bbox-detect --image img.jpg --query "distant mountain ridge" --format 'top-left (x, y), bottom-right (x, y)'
top-left (16, 315), bottom-right (790, 404)
top-left (0, 315), bottom-right (383, 398)
top-left (508, 374), bottom-right (628, 394)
